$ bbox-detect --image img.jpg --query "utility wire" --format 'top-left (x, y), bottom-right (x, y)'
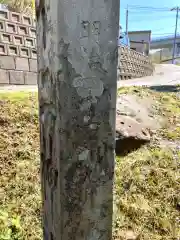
top-left (126, 11), bottom-right (176, 25)
top-left (126, 4), bottom-right (171, 11)
top-left (128, 10), bottom-right (175, 15)
top-left (152, 25), bottom-right (176, 32)
top-left (127, 9), bottom-right (175, 17)
top-left (152, 33), bottom-right (176, 35)
top-left (123, 4), bottom-right (180, 51)
top-left (128, 15), bottom-right (175, 20)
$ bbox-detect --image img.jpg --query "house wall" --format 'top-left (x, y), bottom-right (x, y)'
top-left (128, 31), bottom-right (151, 55)
top-left (130, 42), bottom-right (147, 54)
top-left (128, 31), bottom-right (151, 43)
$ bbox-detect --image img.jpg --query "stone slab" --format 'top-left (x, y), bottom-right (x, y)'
top-left (15, 57), bottom-right (29, 71)
top-left (9, 70), bottom-right (24, 84)
top-left (0, 69), bottom-right (9, 84)
top-left (29, 59), bottom-right (37, 72)
top-left (24, 72), bottom-right (37, 85)
top-left (0, 55), bottom-right (15, 69)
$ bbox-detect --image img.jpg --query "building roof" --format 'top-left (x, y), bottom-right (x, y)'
top-left (130, 40), bottom-right (149, 44)
top-left (128, 30), bottom-right (151, 34)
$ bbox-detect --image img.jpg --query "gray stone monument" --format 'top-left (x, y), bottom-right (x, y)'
top-left (36, 0), bottom-right (119, 239)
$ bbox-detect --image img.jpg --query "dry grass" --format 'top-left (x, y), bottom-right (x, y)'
top-left (0, 92), bottom-right (41, 239)
top-left (0, 0), bottom-right (34, 16)
top-left (114, 146), bottom-right (180, 240)
top-left (114, 86), bottom-right (180, 240)
top-left (0, 87), bottom-right (180, 239)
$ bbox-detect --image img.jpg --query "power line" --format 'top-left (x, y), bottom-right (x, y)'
top-left (152, 25), bottom-right (176, 32)
top-left (126, 4), bottom-right (171, 11)
top-left (128, 10), bottom-right (175, 16)
top-left (122, 4), bottom-right (180, 54)
top-left (126, 8), bottom-right (176, 21)
top-left (128, 15), bottom-right (175, 21)
top-left (152, 33), bottom-right (176, 36)
top-left (128, 10), bottom-right (173, 14)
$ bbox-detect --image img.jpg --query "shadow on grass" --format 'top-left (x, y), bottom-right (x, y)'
top-left (149, 85), bottom-right (180, 93)
top-left (115, 138), bottom-right (149, 156)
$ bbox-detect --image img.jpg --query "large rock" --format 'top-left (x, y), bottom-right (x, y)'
top-left (115, 94), bottom-right (160, 155)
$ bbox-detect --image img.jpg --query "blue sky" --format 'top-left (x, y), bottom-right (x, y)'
top-left (120, 0), bottom-right (180, 39)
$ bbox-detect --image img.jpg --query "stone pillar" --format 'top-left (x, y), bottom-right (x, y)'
top-left (36, 0), bottom-right (119, 239)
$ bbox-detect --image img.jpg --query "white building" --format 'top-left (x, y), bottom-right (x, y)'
top-left (128, 30), bottom-right (151, 55)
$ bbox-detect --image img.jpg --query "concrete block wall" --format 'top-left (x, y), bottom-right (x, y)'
top-left (0, 9), bottom-right (37, 85)
top-left (118, 45), bottom-right (154, 80)
top-left (0, 9), bottom-right (154, 85)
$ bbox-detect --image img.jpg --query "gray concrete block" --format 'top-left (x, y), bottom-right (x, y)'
top-left (6, 22), bottom-right (17, 34)
top-left (0, 32), bottom-right (12, 44)
top-left (29, 27), bottom-right (36, 38)
top-left (24, 37), bottom-right (35, 48)
top-left (0, 10), bottom-right (9, 20)
top-left (0, 43), bottom-right (7, 55)
top-left (24, 72), bottom-right (37, 85)
top-left (0, 69), bottom-right (9, 84)
top-left (9, 70), bottom-right (24, 84)
top-left (15, 57), bottom-right (29, 71)
top-left (19, 47), bottom-right (31, 58)
top-left (18, 25), bottom-right (29, 35)
top-left (7, 45), bottom-right (19, 56)
top-left (0, 56), bottom-right (15, 69)
top-left (13, 35), bottom-right (24, 45)
top-left (0, 19), bottom-right (5, 31)
top-left (22, 15), bottom-right (32, 26)
top-left (31, 18), bottom-right (36, 28)
top-left (10, 12), bottom-right (21, 23)
top-left (30, 48), bottom-right (37, 59)
top-left (29, 59), bottom-right (37, 72)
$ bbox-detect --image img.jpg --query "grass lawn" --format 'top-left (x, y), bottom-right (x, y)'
top-left (0, 87), bottom-right (180, 240)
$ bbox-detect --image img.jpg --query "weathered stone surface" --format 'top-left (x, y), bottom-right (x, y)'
top-left (29, 58), bottom-right (37, 72)
top-left (116, 114), bottom-right (150, 141)
top-left (9, 70), bottom-right (24, 84)
top-left (116, 94), bottom-right (161, 129)
top-left (24, 71), bottom-right (37, 85)
top-left (15, 57), bottom-right (29, 71)
top-left (0, 55), bottom-right (15, 69)
top-left (36, 0), bottom-right (119, 239)
top-left (0, 69), bottom-right (9, 84)
top-left (116, 114), bottom-right (150, 155)
top-left (115, 94), bottom-right (160, 155)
